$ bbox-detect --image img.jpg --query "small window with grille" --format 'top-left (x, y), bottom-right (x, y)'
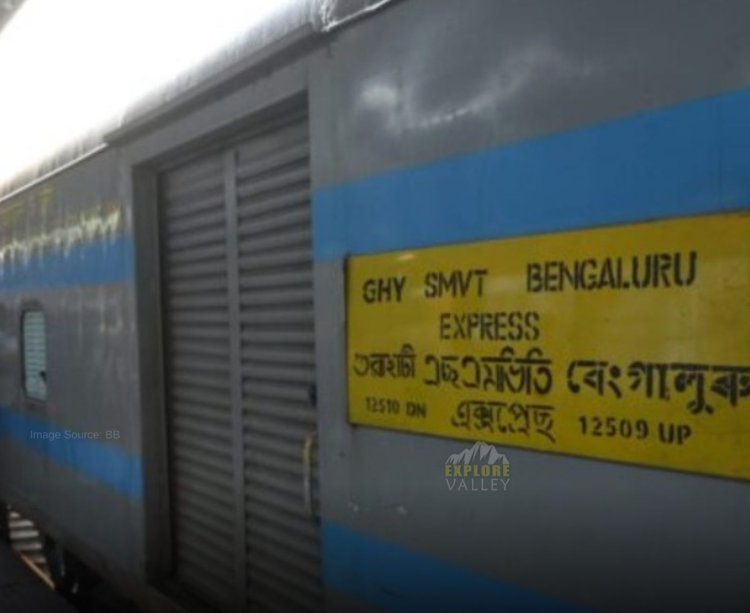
top-left (22, 310), bottom-right (47, 402)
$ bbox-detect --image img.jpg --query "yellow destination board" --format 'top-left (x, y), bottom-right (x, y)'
top-left (347, 214), bottom-right (750, 480)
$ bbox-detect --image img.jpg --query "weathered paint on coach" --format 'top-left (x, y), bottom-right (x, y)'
top-left (311, 1), bottom-right (750, 611)
top-left (0, 150), bottom-right (143, 578)
top-left (0, 1), bottom-right (748, 612)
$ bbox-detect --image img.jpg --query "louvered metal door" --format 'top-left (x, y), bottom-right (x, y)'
top-left (159, 100), bottom-right (321, 613)
top-left (235, 109), bottom-right (322, 612)
top-left (160, 151), bottom-right (239, 611)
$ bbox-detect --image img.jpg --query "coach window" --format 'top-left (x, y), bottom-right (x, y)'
top-left (22, 309), bottom-right (47, 402)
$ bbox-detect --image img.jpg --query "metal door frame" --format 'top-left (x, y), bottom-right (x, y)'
top-left (125, 84), bottom-right (314, 612)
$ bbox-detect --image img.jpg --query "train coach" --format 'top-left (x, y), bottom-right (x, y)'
top-left (1, 1), bottom-right (750, 611)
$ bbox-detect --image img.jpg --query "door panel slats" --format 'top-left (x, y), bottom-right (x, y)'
top-left (160, 103), bottom-right (320, 613)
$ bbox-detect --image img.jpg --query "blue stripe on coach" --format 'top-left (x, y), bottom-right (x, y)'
top-left (322, 522), bottom-right (590, 612)
top-left (0, 234), bottom-right (134, 293)
top-left (312, 87), bottom-right (750, 261)
top-left (0, 405), bottom-right (142, 500)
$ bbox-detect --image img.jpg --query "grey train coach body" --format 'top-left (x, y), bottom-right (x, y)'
top-left (1, 0), bottom-right (749, 611)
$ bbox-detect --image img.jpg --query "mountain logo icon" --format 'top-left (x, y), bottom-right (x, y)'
top-left (446, 441), bottom-right (509, 466)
